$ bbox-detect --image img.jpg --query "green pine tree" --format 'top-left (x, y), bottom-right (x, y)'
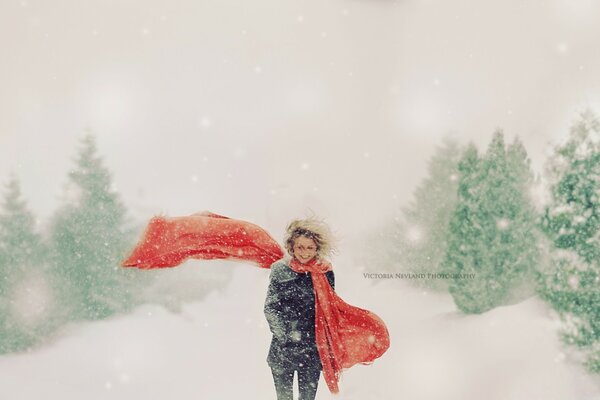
top-left (536, 110), bottom-right (600, 373)
top-left (441, 142), bottom-right (488, 310)
top-left (0, 175), bottom-right (51, 353)
top-left (49, 133), bottom-right (137, 321)
top-left (503, 137), bottom-right (541, 302)
top-left (444, 131), bottom-right (539, 313)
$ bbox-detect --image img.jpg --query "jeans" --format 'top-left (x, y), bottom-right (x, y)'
top-left (270, 365), bottom-right (321, 400)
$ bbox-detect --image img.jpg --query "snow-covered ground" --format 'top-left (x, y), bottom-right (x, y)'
top-left (1, 257), bottom-right (600, 400)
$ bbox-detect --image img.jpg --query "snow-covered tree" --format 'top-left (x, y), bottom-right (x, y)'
top-left (365, 138), bottom-right (462, 290)
top-left (48, 133), bottom-right (137, 321)
top-left (0, 176), bottom-right (42, 283)
top-left (536, 110), bottom-right (600, 372)
top-left (441, 143), bottom-right (487, 308)
top-left (443, 131), bottom-right (539, 313)
top-left (0, 175), bottom-right (50, 353)
top-left (501, 136), bottom-right (540, 301)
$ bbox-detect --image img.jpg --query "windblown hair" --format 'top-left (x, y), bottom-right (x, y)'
top-left (284, 216), bottom-right (338, 260)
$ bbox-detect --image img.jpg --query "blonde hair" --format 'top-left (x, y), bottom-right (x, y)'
top-left (284, 215), bottom-right (337, 260)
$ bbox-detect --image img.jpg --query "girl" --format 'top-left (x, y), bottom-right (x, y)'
top-left (264, 218), bottom-right (337, 400)
top-left (122, 211), bottom-right (389, 397)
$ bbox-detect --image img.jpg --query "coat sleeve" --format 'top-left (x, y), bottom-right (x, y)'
top-left (264, 265), bottom-right (289, 341)
top-left (326, 270), bottom-right (335, 291)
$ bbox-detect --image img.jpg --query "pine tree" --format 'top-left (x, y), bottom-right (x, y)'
top-left (0, 176), bottom-right (41, 286)
top-left (441, 142), bottom-right (488, 310)
top-left (537, 110), bottom-right (600, 372)
top-left (365, 138), bottom-right (462, 290)
top-left (444, 132), bottom-right (539, 313)
top-left (503, 137), bottom-right (541, 301)
top-left (0, 175), bottom-right (49, 353)
top-left (48, 133), bottom-right (137, 321)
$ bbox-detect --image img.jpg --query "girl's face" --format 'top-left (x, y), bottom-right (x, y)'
top-left (293, 236), bottom-right (318, 264)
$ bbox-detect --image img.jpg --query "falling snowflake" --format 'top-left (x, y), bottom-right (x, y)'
top-left (568, 275), bottom-right (579, 290)
top-left (406, 225), bottom-right (423, 243)
top-left (199, 117), bottom-right (211, 128)
top-left (496, 218), bottom-right (510, 230)
top-left (556, 42), bottom-right (568, 54)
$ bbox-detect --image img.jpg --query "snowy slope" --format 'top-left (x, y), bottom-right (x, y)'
top-left (1, 257), bottom-right (600, 400)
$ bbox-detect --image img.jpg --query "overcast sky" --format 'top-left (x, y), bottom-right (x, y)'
top-left (1, 0), bottom-right (600, 244)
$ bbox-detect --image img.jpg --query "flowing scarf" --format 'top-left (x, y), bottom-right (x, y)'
top-left (121, 211), bottom-right (390, 394)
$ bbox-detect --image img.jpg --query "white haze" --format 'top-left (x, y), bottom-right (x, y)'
top-left (1, 0), bottom-right (600, 238)
top-left (2, 0), bottom-right (600, 398)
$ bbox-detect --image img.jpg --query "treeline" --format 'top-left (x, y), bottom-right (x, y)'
top-left (367, 109), bottom-right (600, 373)
top-left (0, 133), bottom-right (229, 354)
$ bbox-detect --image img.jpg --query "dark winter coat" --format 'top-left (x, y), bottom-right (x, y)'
top-left (264, 258), bottom-right (335, 372)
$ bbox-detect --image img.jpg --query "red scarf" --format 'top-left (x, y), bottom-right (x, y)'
top-left (121, 211), bottom-right (390, 394)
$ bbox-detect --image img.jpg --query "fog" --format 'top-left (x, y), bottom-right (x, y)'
top-left (2, 0), bottom-right (600, 240)
top-left (2, 2), bottom-right (600, 397)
